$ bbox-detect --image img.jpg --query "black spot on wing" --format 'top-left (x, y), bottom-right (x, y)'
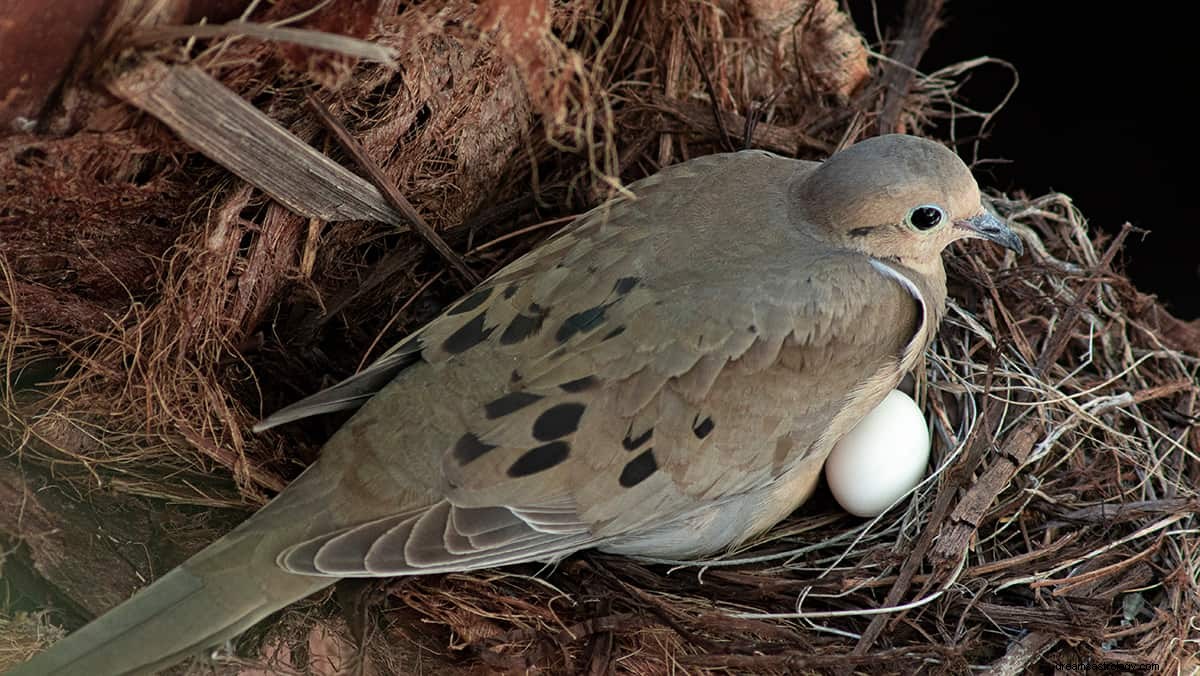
top-left (622, 426), bottom-right (653, 451)
top-left (500, 313), bottom-right (542, 344)
top-left (454, 433), bottom-right (496, 465)
top-left (532, 403), bottom-right (586, 441)
top-left (693, 416), bottom-right (714, 439)
top-left (619, 448), bottom-right (657, 487)
top-left (602, 326), bottom-right (625, 341)
top-left (442, 314), bottom-right (495, 354)
top-left (507, 441), bottom-right (570, 477)
top-left (613, 277), bottom-right (640, 295)
top-left (485, 392), bottom-right (543, 419)
top-left (500, 303), bottom-right (546, 345)
top-left (446, 287), bottom-right (493, 315)
top-left (559, 375), bottom-right (597, 392)
top-left (502, 284), bottom-right (519, 299)
top-left (556, 305), bottom-right (607, 343)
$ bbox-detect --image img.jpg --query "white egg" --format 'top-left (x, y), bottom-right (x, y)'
top-left (824, 389), bottom-right (930, 517)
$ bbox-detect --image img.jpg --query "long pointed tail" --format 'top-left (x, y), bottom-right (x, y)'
top-left (8, 470), bottom-right (345, 676)
top-left (11, 373), bottom-right (447, 674)
top-left (10, 556), bottom-right (332, 675)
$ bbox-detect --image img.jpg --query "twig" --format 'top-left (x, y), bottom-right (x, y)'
top-left (1029, 540), bottom-right (1159, 596)
top-left (108, 60), bottom-right (401, 225)
top-left (680, 645), bottom-right (956, 670)
top-left (305, 93), bottom-right (481, 288)
top-left (742, 89), bottom-right (783, 150)
top-left (132, 21), bottom-right (397, 64)
top-left (875, 0), bottom-right (944, 134)
top-left (583, 599), bottom-right (614, 676)
top-left (680, 20), bottom-right (734, 152)
top-left (930, 420), bottom-right (1040, 564)
top-left (981, 631), bottom-right (1059, 676)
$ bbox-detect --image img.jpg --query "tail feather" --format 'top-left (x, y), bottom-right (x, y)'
top-left (9, 508), bottom-right (336, 676)
top-left (11, 367), bottom-right (450, 674)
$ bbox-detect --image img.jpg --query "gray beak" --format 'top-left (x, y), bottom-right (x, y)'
top-left (955, 211), bottom-right (1023, 255)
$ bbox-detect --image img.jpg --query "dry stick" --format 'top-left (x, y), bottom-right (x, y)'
top-left (741, 89), bottom-right (784, 150)
top-left (874, 0), bottom-right (945, 135)
top-left (477, 608), bottom-right (648, 648)
top-left (705, 529), bottom-right (1080, 594)
top-left (930, 422), bottom-right (1040, 564)
top-left (108, 61), bottom-right (401, 225)
top-left (680, 20), bottom-right (735, 153)
top-left (971, 600), bottom-right (1106, 635)
top-left (582, 598), bottom-right (615, 676)
top-left (1050, 497), bottom-right (1197, 527)
top-left (1030, 540), bottom-right (1160, 596)
top-left (305, 93), bottom-right (481, 288)
top-left (980, 631), bottom-right (1059, 676)
top-left (132, 21), bottom-right (398, 64)
top-left (679, 645), bottom-right (956, 670)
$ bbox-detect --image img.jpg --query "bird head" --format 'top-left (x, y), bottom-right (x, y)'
top-left (793, 134), bottom-right (1022, 272)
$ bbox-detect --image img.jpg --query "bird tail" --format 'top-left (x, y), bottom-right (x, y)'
top-left (9, 484), bottom-right (339, 675)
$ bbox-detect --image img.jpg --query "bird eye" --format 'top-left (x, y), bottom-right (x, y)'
top-left (905, 204), bottom-right (945, 231)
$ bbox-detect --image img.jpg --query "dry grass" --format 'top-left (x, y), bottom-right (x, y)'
top-left (1, 0), bottom-right (1196, 673)
top-left (0, 613), bottom-right (64, 673)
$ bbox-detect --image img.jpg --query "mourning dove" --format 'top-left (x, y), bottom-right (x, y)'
top-left (12, 134), bottom-right (1021, 675)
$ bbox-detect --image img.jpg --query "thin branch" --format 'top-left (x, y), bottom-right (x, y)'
top-left (305, 93), bottom-right (481, 288)
top-left (875, 0), bottom-right (944, 134)
top-left (132, 21), bottom-right (397, 64)
top-left (681, 19), bottom-right (735, 152)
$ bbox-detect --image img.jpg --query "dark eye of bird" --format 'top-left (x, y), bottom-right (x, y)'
top-left (906, 205), bottom-right (944, 230)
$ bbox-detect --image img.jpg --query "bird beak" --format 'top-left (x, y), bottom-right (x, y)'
top-left (954, 211), bottom-right (1023, 255)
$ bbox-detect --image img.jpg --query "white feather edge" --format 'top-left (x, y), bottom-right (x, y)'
top-left (868, 258), bottom-right (929, 368)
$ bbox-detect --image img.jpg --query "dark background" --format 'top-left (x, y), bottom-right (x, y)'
top-left (848, 1), bottom-right (1200, 319)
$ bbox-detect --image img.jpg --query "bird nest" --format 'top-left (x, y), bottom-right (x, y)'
top-left (1, 1), bottom-right (1196, 674)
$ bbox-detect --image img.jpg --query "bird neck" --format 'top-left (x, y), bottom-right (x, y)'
top-left (868, 255), bottom-right (948, 370)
